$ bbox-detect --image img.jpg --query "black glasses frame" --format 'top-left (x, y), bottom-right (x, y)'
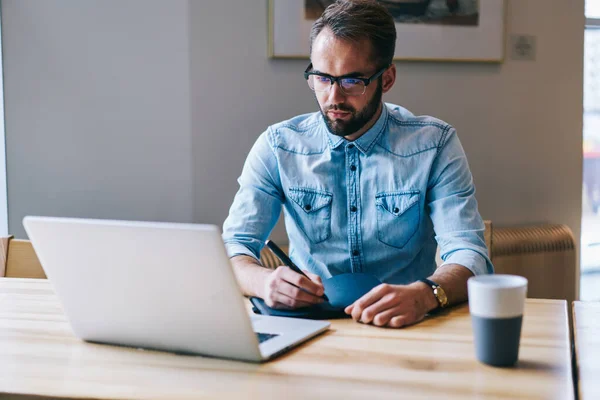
top-left (303, 63), bottom-right (390, 94)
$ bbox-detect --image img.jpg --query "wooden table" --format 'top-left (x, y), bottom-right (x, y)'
top-left (573, 301), bottom-right (600, 400)
top-left (0, 278), bottom-right (574, 399)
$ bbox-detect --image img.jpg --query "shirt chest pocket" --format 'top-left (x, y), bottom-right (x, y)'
top-left (287, 187), bottom-right (333, 244)
top-left (375, 190), bottom-right (420, 249)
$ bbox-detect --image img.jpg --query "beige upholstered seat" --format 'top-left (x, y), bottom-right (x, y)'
top-left (0, 237), bottom-right (45, 279)
top-left (491, 224), bottom-right (576, 302)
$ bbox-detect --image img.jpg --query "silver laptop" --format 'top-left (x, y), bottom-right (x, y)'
top-left (23, 216), bottom-right (330, 362)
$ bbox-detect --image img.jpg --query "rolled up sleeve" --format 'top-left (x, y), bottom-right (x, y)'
top-left (222, 128), bottom-right (284, 260)
top-left (427, 127), bottom-right (493, 276)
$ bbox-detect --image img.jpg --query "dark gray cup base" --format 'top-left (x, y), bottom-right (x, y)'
top-left (472, 315), bottom-right (523, 367)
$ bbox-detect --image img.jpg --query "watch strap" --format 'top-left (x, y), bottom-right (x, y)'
top-left (418, 278), bottom-right (447, 308)
top-left (419, 278), bottom-right (439, 290)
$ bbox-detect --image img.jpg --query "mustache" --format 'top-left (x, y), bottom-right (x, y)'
top-left (326, 104), bottom-right (355, 113)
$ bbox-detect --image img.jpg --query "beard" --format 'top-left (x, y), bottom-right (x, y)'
top-left (318, 80), bottom-right (383, 137)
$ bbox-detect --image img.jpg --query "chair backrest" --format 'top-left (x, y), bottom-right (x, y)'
top-left (260, 244), bottom-right (286, 270)
top-left (4, 239), bottom-right (46, 279)
top-left (260, 220), bottom-right (493, 270)
top-left (491, 223), bottom-right (575, 302)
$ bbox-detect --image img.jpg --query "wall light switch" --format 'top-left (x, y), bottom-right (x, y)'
top-left (510, 34), bottom-right (537, 61)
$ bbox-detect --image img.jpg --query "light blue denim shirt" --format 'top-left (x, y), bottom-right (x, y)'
top-left (223, 103), bottom-right (493, 284)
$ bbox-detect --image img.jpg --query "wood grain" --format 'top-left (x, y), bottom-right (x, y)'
top-left (573, 301), bottom-right (600, 400)
top-left (0, 278), bottom-right (573, 399)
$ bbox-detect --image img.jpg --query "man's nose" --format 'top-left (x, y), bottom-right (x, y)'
top-left (327, 81), bottom-right (347, 104)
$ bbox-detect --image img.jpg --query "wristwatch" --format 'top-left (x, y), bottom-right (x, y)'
top-left (419, 278), bottom-right (449, 309)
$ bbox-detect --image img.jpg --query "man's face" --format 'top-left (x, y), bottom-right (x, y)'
top-left (310, 29), bottom-right (392, 138)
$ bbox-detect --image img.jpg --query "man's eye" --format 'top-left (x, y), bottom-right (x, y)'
top-left (315, 76), bottom-right (330, 83)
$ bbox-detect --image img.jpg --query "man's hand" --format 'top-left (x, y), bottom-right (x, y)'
top-left (261, 267), bottom-right (325, 309)
top-left (344, 282), bottom-right (437, 328)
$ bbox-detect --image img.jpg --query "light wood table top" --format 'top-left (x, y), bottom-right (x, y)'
top-left (573, 301), bottom-right (600, 400)
top-left (0, 278), bottom-right (574, 400)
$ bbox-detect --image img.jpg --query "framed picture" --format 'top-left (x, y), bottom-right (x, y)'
top-left (268, 0), bottom-right (506, 63)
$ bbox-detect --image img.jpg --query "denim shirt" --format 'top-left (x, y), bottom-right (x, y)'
top-left (223, 103), bottom-right (493, 284)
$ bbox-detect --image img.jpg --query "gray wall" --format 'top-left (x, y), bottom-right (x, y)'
top-left (2, 0), bottom-right (193, 238)
top-left (3, 1), bottom-right (584, 285)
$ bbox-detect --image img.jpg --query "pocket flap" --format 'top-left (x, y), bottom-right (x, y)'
top-left (376, 190), bottom-right (420, 216)
top-left (288, 187), bottom-right (333, 214)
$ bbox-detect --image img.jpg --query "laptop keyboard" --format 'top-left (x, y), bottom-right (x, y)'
top-left (256, 332), bottom-right (279, 343)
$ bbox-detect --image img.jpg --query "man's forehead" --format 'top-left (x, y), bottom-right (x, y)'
top-left (311, 29), bottom-right (373, 73)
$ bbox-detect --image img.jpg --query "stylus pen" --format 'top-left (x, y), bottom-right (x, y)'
top-left (265, 239), bottom-right (329, 301)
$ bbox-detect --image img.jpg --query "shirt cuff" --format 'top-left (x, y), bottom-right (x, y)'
top-left (440, 249), bottom-right (493, 276)
top-left (224, 242), bottom-right (260, 261)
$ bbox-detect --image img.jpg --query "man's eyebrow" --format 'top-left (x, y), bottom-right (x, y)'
top-left (311, 69), bottom-right (365, 78)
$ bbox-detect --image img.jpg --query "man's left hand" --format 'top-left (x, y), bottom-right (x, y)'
top-left (344, 282), bottom-right (437, 328)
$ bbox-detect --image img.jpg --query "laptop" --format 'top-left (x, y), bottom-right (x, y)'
top-left (22, 216), bottom-right (330, 362)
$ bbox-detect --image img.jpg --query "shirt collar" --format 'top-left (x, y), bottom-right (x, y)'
top-left (324, 103), bottom-right (388, 154)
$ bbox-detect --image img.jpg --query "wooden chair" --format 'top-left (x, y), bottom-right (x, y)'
top-left (259, 220), bottom-right (493, 269)
top-left (259, 243), bottom-right (286, 270)
top-left (0, 237), bottom-right (45, 278)
top-left (491, 223), bottom-right (576, 302)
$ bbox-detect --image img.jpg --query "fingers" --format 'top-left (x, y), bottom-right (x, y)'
top-left (303, 270), bottom-right (323, 285)
top-left (358, 293), bottom-right (400, 324)
top-left (343, 284), bottom-right (418, 328)
top-left (279, 267), bottom-right (324, 297)
top-left (349, 283), bottom-right (390, 321)
top-left (347, 303), bottom-right (412, 328)
top-left (342, 283), bottom-right (428, 328)
top-left (263, 267), bottom-right (325, 309)
top-left (371, 305), bottom-right (405, 326)
top-left (279, 281), bottom-right (324, 305)
top-left (268, 292), bottom-right (315, 309)
top-left (387, 315), bottom-right (410, 328)
top-left (263, 285), bottom-right (316, 308)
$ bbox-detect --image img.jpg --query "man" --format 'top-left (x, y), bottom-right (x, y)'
top-left (223, 0), bottom-right (492, 328)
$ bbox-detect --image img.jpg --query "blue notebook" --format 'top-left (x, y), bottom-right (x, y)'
top-left (250, 272), bottom-right (382, 320)
top-left (249, 297), bottom-right (347, 319)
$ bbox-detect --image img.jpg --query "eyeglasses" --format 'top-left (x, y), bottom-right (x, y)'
top-left (304, 63), bottom-right (389, 96)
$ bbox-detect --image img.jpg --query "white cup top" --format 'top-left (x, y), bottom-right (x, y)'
top-left (468, 274), bottom-right (528, 319)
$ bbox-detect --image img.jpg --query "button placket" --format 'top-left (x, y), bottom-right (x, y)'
top-left (346, 144), bottom-right (362, 272)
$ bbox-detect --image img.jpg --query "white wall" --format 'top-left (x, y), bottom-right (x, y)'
top-left (2, 0), bottom-right (193, 238)
top-left (3, 1), bottom-right (584, 284)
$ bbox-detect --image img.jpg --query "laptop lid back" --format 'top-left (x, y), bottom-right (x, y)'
top-left (23, 216), bottom-right (262, 362)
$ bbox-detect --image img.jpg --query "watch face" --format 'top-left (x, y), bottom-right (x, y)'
top-left (433, 287), bottom-right (449, 307)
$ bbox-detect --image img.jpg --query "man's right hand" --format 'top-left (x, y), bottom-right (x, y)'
top-left (261, 266), bottom-right (325, 309)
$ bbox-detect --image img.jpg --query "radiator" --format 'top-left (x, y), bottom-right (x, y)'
top-left (491, 224), bottom-right (576, 302)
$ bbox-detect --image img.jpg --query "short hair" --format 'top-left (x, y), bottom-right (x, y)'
top-left (310, 0), bottom-right (397, 68)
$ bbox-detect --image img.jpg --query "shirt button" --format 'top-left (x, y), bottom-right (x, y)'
top-left (304, 204), bottom-right (312, 211)
top-left (393, 207), bottom-right (399, 213)
top-left (350, 165), bottom-right (356, 171)
top-left (352, 250), bottom-right (359, 257)
top-left (348, 144), bottom-right (355, 149)
top-left (350, 206), bottom-right (357, 212)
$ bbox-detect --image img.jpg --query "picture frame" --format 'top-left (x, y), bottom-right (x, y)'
top-left (268, 0), bottom-right (506, 63)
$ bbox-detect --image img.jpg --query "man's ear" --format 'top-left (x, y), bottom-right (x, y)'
top-left (382, 64), bottom-right (396, 93)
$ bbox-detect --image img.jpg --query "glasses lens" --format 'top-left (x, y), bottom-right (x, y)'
top-left (340, 78), bottom-right (365, 95)
top-left (307, 75), bottom-right (366, 95)
top-left (308, 75), bottom-right (331, 92)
